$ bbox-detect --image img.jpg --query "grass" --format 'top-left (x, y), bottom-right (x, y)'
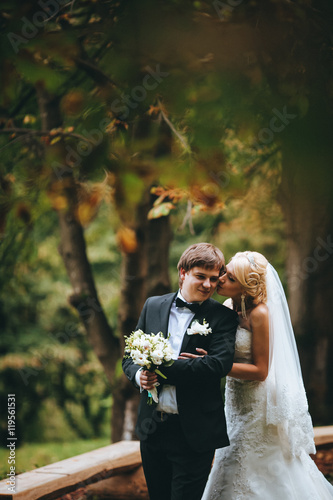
top-left (0, 438), bottom-right (110, 480)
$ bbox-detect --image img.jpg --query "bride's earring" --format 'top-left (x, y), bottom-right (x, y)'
top-left (241, 294), bottom-right (246, 318)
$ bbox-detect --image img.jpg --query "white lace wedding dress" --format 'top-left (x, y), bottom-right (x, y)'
top-left (202, 326), bottom-right (333, 500)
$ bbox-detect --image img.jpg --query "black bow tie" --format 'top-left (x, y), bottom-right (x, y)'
top-left (176, 297), bottom-right (202, 314)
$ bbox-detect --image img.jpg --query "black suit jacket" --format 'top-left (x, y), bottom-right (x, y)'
top-left (122, 292), bottom-right (238, 453)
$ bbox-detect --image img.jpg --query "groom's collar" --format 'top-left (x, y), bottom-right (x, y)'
top-left (176, 290), bottom-right (204, 306)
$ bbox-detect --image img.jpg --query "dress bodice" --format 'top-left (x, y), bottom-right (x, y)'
top-left (202, 306), bottom-right (333, 500)
top-left (234, 326), bottom-right (253, 364)
top-left (222, 299), bottom-right (253, 365)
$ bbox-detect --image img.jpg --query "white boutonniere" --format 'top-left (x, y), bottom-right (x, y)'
top-left (187, 319), bottom-right (212, 336)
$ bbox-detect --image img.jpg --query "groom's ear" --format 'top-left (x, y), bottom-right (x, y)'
top-left (179, 268), bottom-right (186, 283)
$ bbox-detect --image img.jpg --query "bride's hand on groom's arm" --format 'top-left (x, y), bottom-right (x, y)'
top-left (178, 348), bottom-right (208, 359)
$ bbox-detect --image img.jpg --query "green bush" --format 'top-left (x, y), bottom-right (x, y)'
top-left (0, 348), bottom-right (111, 445)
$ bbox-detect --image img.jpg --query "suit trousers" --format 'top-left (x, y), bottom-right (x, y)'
top-left (140, 413), bottom-right (214, 500)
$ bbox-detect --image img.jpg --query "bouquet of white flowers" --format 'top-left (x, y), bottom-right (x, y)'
top-left (124, 329), bottom-right (174, 404)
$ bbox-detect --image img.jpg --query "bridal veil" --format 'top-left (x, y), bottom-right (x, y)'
top-left (265, 263), bottom-right (316, 458)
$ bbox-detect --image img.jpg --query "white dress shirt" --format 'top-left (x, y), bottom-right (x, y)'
top-left (135, 291), bottom-right (196, 413)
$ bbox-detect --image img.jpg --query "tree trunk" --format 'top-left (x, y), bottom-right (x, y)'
top-left (37, 89), bottom-right (174, 442)
top-left (37, 87), bottom-right (120, 384)
top-left (146, 212), bottom-right (173, 297)
top-left (282, 196), bottom-right (333, 422)
top-left (111, 200), bottom-right (148, 443)
top-left (111, 193), bottom-right (172, 442)
top-left (279, 111), bottom-right (333, 423)
top-left (56, 189), bottom-right (120, 383)
top-left (111, 118), bottom-right (173, 442)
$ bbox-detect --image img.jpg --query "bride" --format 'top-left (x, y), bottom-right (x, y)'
top-left (182, 251), bottom-right (333, 499)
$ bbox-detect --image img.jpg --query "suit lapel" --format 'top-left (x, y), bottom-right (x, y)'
top-left (179, 300), bottom-right (211, 352)
top-left (180, 328), bottom-right (191, 353)
top-left (159, 292), bottom-right (177, 338)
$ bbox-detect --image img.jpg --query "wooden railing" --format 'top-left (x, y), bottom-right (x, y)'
top-left (0, 440), bottom-right (147, 500)
top-left (0, 427), bottom-right (332, 500)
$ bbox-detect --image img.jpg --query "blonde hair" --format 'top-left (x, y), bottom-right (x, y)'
top-left (230, 251), bottom-right (268, 303)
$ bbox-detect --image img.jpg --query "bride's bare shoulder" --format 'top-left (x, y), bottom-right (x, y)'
top-left (250, 303), bottom-right (269, 326)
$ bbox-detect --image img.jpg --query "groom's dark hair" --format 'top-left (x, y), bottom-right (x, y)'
top-left (177, 243), bottom-right (225, 287)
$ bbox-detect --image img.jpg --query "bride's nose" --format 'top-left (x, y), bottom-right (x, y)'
top-left (219, 274), bottom-right (225, 284)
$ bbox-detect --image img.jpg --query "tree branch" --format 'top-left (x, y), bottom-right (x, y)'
top-left (179, 200), bottom-right (195, 235)
top-left (73, 56), bottom-right (118, 87)
top-left (0, 128), bottom-right (94, 151)
top-left (157, 99), bottom-right (191, 154)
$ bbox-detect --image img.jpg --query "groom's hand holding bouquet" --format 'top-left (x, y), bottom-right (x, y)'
top-left (124, 329), bottom-right (174, 404)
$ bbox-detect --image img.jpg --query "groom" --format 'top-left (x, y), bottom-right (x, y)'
top-left (122, 243), bottom-right (238, 500)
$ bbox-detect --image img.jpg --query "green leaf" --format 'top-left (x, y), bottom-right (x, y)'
top-left (155, 369), bottom-right (167, 379)
top-left (13, 52), bottom-right (66, 92)
top-left (147, 202), bottom-right (175, 220)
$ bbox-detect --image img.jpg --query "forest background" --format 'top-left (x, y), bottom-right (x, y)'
top-left (0, 0), bottom-right (332, 476)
